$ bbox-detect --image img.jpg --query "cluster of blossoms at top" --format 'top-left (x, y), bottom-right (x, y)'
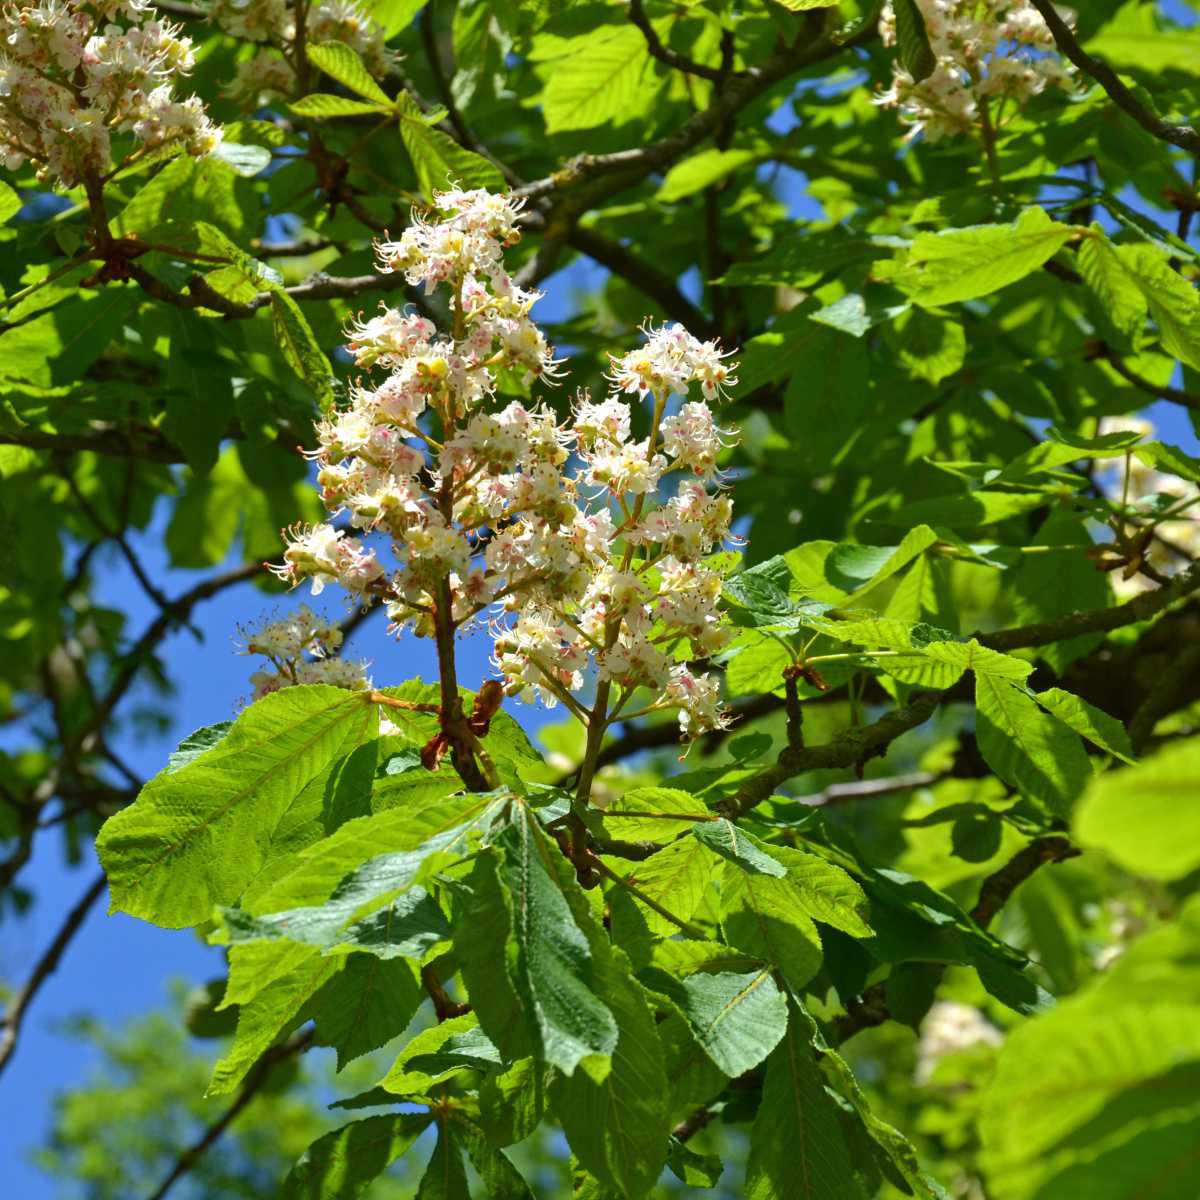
top-left (273, 187), bottom-right (739, 738)
top-left (209, 0), bottom-right (394, 103)
top-left (876, 0), bottom-right (1074, 142)
top-left (239, 605), bottom-right (370, 700)
top-left (1095, 416), bottom-right (1200, 599)
top-left (0, 0), bottom-right (221, 186)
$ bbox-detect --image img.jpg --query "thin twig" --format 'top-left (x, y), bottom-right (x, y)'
top-left (1027, 0), bottom-right (1200, 155)
top-left (144, 1028), bottom-right (314, 1200)
top-left (0, 872), bottom-right (107, 1079)
top-left (628, 0), bottom-right (733, 83)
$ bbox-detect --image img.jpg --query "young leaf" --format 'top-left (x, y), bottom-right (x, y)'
top-left (892, 207), bottom-right (1075, 307)
top-left (291, 93), bottom-right (391, 119)
top-left (305, 41), bottom-right (393, 105)
top-left (395, 92), bottom-right (504, 198)
top-left (270, 290), bottom-right (336, 413)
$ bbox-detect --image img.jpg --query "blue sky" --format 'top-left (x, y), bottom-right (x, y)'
top-left (8, 38), bottom-right (1200, 1196)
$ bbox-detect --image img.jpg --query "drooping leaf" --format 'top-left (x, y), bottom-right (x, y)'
top-left (282, 1113), bottom-right (431, 1200)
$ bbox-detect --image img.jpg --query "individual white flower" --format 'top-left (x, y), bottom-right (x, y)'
top-left (239, 605), bottom-right (370, 699)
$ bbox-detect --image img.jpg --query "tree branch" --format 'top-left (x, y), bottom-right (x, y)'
top-left (145, 1028), bottom-right (314, 1200)
top-left (1099, 346), bottom-right (1200, 411)
top-left (628, 0), bottom-right (733, 83)
top-left (834, 836), bottom-right (1079, 1042)
top-left (1027, 0), bottom-right (1200, 155)
top-left (0, 871), bottom-right (107, 1080)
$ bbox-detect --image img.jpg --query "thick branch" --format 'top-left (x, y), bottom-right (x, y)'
top-left (1027, 0), bottom-right (1200, 155)
top-left (0, 871), bottom-right (107, 1080)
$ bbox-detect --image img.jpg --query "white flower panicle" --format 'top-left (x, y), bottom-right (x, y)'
top-left (272, 187), bottom-right (740, 739)
top-left (914, 1001), bottom-right (1003, 1084)
top-left (1095, 416), bottom-right (1200, 600)
top-left (0, 0), bottom-right (221, 186)
top-left (876, 1), bottom-right (1075, 142)
top-left (239, 605), bottom-right (371, 700)
top-left (210, 0), bottom-right (395, 103)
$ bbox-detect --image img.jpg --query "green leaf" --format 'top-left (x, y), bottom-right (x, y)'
top-left (291, 93), bottom-right (391, 119)
top-left (1074, 739), bottom-right (1200, 879)
top-left (693, 818), bottom-right (787, 876)
top-left (1077, 229), bottom-right (1147, 343)
top-left (981, 1001), bottom-right (1200, 1200)
top-left (891, 207), bottom-right (1075, 307)
top-left (306, 42), bottom-right (393, 105)
top-left (165, 720), bottom-right (233, 773)
top-left (892, 0), bottom-right (936, 82)
top-left (270, 291), bottom-right (336, 413)
top-left (671, 967), bottom-right (788, 1078)
top-left (97, 686), bottom-right (377, 928)
top-left (758, 843), bottom-right (873, 938)
top-left (667, 1137), bottom-right (725, 1188)
top-left (493, 805), bottom-right (619, 1077)
top-left (416, 1123), bottom-right (470, 1200)
top-left (309, 953), bottom-right (424, 1068)
top-left (746, 1004), bottom-right (865, 1199)
top-left (395, 92), bottom-right (505, 197)
top-left (210, 946), bottom-right (340, 1094)
top-left (1035, 688), bottom-right (1135, 764)
top-left (659, 147), bottom-right (766, 202)
top-left (878, 490), bottom-right (1049, 529)
top-left (1116, 242), bottom-right (1200, 369)
top-left (455, 1123), bottom-right (536, 1199)
top-left (599, 786), bottom-right (709, 843)
top-left (885, 306), bottom-right (965, 384)
top-left (282, 1113), bottom-right (430, 1200)
top-left (0, 181), bottom-right (20, 223)
top-left (551, 947), bottom-right (670, 1199)
top-left (607, 835), bottom-right (714, 938)
top-left (538, 24), bottom-right (660, 134)
top-left (974, 676), bottom-right (1091, 817)
top-left (381, 1013), bottom-right (493, 1096)
top-left (721, 864), bottom-right (822, 994)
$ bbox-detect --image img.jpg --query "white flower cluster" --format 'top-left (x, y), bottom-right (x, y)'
top-left (273, 187), bottom-right (739, 739)
top-left (239, 604), bottom-right (370, 700)
top-left (209, 0), bottom-right (394, 103)
top-left (876, 0), bottom-right (1074, 142)
top-left (0, 0), bottom-right (221, 186)
top-left (1096, 417), bottom-right (1200, 600)
top-left (914, 1001), bottom-right (1003, 1084)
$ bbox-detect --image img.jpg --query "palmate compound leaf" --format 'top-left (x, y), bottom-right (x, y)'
top-left (208, 791), bottom-right (507, 1094)
top-left (96, 685), bottom-right (378, 929)
top-left (746, 1001), bottom-right (866, 1200)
